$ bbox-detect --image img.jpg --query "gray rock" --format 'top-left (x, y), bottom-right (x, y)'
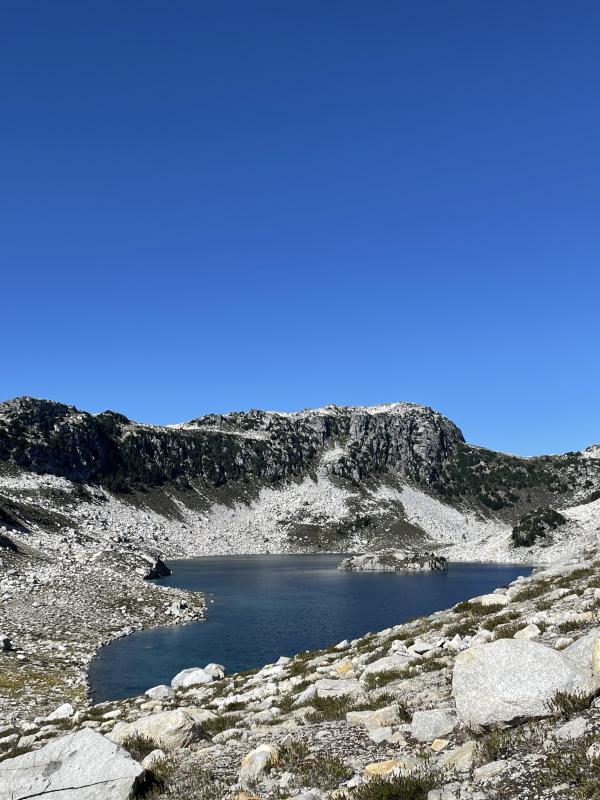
top-left (338, 551), bottom-right (447, 572)
top-left (453, 639), bottom-right (599, 726)
top-left (362, 654), bottom-right (412, 676)
top-left (0, 728), bottom-right (144, 800)
top-left (141, 748), bottom-right (166, 771)
top-left (563, 630), bottom-right (600, 673)
top-left (410, 709), bottom-right (458, 741)
top-left (239, 743), bottom-right (279, 786)
top-left (171, 667), bottom-right (214, 687)
top-left (145, 684), bottom-right (175, 700)
top-left (47, 702), bottom-right (75, 721)
top-left (368, 725), bottom-right (394, 743)
top-left (315, 678), bottom-right (363, 698)
top-left (474, 759), bottom-right (508, 781)
top-left (346, 705), bottom-right (400, 731)
top-left (108, 708), bottom-right (202, 750)
top-left (555, 717), bottom-right (587, 740)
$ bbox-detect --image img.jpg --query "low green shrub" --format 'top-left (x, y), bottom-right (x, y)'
top-left (351, 769), bottom-right (440, 799)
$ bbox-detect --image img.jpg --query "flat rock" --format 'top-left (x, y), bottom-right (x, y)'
top-left (361, 654), bottom-right (412, 676)
top-left (315, 678), bottom-right (363, 698)
top-left (0, 728), bottom-right (144, 800)
top-left (438, 740), bottom-right (477, 771)
top-left (346, 704), bottom-right (400, 731)
top-left (411, 709), bottom-right (458, 741)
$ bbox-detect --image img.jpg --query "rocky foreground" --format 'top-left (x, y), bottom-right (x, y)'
top-left (4, 550), bottom-right (600, 799)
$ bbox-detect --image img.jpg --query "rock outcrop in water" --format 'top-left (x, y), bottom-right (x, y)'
top-left (338, 550), bottom-right (448, 572)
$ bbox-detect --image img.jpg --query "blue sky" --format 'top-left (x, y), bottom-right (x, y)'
top-left (1, 1), bottom-right (599, 455)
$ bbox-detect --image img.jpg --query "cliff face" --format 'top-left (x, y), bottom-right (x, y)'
top-left (0, 398), bottom-right (465, 492)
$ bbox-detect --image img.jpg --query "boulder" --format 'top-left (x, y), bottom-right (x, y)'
top-left (293, 684), bottom-right (317, 706)
top-left (142, 556), bottom-right (172, 580)
top-left (108, 709), bottom-right (202, 750)
top-left (205, 663), bottom-right (226, 680)
top-left (452, 639), bottom-right (599, 726)
top-left (513, 624), bottom-right (541, 641)
top-left (0, 634), bottom-right (14, 652)
top-left (0, 728), bottom-right (144, 800)
top-left (363, 758), bottom-right (418, 778)
top-left (47, 702), bottom-right (75, 721)
top-left (145, 684), bottom-right (175, 700)
top-left (141, 748), bottom-right (166, 771)
top-left (563, 632), bottom-right (600, 674)
top-left (410, 709), bottom-right (458, 741)
top-left (239, 743), bottom-right (279, 786)
top-left (469, 593), bottom-right (510, 608)
top-left (555, 717), bottom-right (587, 740)
top-left (361, 655), bottom-right (412, 677)
top-left (474, 760), bottom-right (508, 781)
top-left (171, 667), bottom-right (215, 687)
top-left (346, 705), bottom-right (400, 731)
top-left (438, 740), bottom-right (477, 771)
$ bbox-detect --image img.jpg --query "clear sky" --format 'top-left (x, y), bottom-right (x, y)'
top-left (1, 1), bottom-right (599, 455)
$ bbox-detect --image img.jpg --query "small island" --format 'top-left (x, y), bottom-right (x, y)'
top-left (338, 549), bottom-right (448, 572)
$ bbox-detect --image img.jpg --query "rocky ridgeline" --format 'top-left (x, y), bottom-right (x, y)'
top-left (0, 397), bottom-right (463, 489)
top-left (4, 552), bottom-right (600, 799)
top-left (338, 551), bottom-right (448, 572)
top-left (1, 396), bottom-right (598, 524)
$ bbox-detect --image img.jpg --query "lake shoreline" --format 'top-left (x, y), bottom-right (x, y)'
top-left (88, 555), bottom-right (533, 703)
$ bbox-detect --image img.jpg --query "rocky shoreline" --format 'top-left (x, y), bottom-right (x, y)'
top-left (3, 546), bottom-right (600, 799)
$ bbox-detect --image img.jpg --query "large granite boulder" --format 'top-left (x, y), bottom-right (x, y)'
top-left (171, 664), bottom-right (225, 687)
top-left (452, 639), bottom-right (599, 726)
top-left (108, 708), bottom-right (203, 750)
top-left (563, 630), bottom-right (600, 674)
top-left (0, 728), bottom-right (145, 800)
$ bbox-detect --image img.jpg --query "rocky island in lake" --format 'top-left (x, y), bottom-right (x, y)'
top-left (338, 550), bottom-right (448, 572)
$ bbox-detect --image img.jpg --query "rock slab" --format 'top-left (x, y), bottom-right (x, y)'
top-left (0, 728), bottom-right (144, 800)
top-left (452, 639), bottom-right (598, 726)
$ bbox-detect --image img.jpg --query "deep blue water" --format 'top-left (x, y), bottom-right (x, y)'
top-left (89, 554), bottom-right (531, 702)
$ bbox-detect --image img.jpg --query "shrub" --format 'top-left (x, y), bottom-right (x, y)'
top-left (121, 733), bottom-right (156, 762)
top-left (298, 755), bottom-right (351, 789)
top-left (142, 766), bottom-right (226, 800)
top-left (478, 728), bottom-right (513, 763)
top-left (512, 507), bottom-right (566, 548)
top-left (513, 579), bottom-right (552, 601)
top-left (352, 769), bottom-right (440, 800)
top-left (547, 690), bottom-right (598, 717)
top-left (531, 734), bottom-right (600, 798)
top-left (493, 622), bottom-right (522, 640)
top-left (306, 695), bottom-right (351, 722)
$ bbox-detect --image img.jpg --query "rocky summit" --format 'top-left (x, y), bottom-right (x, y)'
top-left (1, 397), bottom-right (600, 799)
